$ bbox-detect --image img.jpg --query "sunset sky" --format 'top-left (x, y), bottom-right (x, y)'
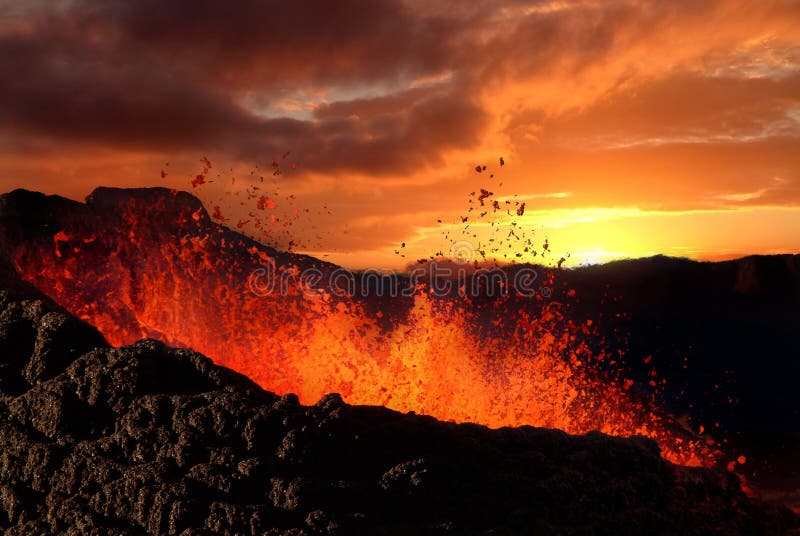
top-left (1, 0), bottom-right (799, 268)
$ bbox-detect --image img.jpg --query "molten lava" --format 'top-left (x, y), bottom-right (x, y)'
top-left (1, 187), bottom-right (716, 467)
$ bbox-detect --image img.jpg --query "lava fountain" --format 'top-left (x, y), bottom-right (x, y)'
top-left (0, 187), bottom-right (716, 467)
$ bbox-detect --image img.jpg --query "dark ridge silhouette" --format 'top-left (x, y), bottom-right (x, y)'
top-left (0, 187), bottom-right (335, 272)
top-left (547, 254), bottom-right (800, 497)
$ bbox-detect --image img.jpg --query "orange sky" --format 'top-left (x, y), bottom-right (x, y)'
top-left (1, 0), bottom-right (799, 268)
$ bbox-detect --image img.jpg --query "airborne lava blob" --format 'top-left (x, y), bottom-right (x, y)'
top-left (0, 187), bottom-right (715, 468)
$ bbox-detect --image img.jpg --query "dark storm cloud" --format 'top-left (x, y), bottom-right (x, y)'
top-left (1, 0), bottom-right (799, 181)
top-left (97, 0), bottom-right (462, 87)
top-left (0, 0), bottom-right (492, 174)
top-left (5, 0), bottom-right (691, 175)
top-left (0, 33), bottom-right (252, 148)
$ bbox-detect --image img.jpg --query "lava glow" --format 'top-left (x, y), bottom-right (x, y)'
top-left (6, 188), bottom-right (716, 468)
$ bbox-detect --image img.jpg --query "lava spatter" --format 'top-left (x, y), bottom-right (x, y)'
top-left (0, 187), bottom-right (717, 469)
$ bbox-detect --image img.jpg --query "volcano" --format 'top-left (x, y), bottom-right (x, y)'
top-left (0, 251), bottom-right (797, 534)
top-left (0, 187), bottom-right (799, 530)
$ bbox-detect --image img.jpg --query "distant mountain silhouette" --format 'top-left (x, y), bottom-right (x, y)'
top-left (546, 254), bottom-right (800, 496)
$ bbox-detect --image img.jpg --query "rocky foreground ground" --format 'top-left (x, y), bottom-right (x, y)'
top-left (0, 260), bottom-right (797, 535)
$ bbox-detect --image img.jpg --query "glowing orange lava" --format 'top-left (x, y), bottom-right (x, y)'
top-left (4, 188), bottom-right (716, 467)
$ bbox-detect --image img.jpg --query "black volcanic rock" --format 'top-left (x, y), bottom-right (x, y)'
top-left (0, 261), bottom-right (797, 534)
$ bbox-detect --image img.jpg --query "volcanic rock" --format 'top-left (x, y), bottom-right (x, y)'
top-left (0, 258), bottom-right (797, 534)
